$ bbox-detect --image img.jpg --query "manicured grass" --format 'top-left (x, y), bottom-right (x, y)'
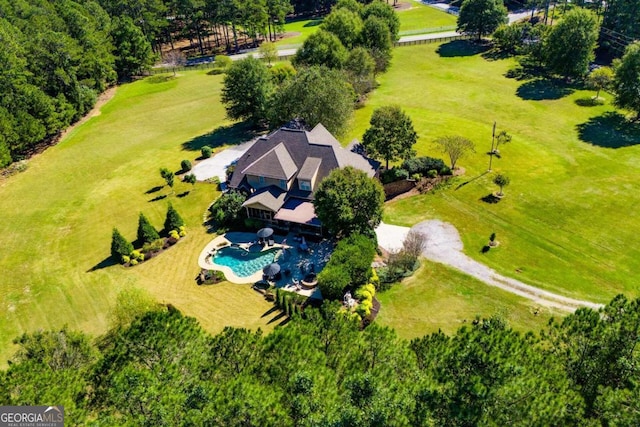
top-left (345, 42), bottom-right (640, 304)
top-left (275, 18), bottom-right (323, 47)
top-left (0, 71), bottom-right (277, 364)
top-left (275, 3), bottom-right (457, 47)
top-left (377, 259), bottom-right (558, 338)
top-left (397, 1), bottom-right (457, 33)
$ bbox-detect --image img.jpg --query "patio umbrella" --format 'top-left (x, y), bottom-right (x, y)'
top-left (263, 263), bottom-right (281, 277)
top-left (257, 227), bottom-right (274, 239)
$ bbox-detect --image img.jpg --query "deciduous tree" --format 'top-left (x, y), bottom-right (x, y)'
top-left (544, 8), bottom-right (599, 78)
top-left (322, 8), bottom-right (364, 48)
top-left (361, 16), bottom-right (393, 72)
top-left (362, 105), bottom-right (417, 169)
top-left (493, 173), bottom-right (510, 196)
top-left (457, 0), bottom-right (507, 40)
top-left (292, 30), bottom-right (348, 69)
top-left (221, 56), bottom-right (274, 125)
top-left (435, 135), bottom-right (476, 169)
top-left (313, 166), bottom-right (384, 238)
top-left (612, 42), bottom-right (640, 119)
top-left (587, 67), bottom-right (613, 100)
top-left (344, 47), bottom-right (376, 95)
top-left (258, 42), bottom-right (278, 65)
top-left (270, 66), bottom-right (355, 136)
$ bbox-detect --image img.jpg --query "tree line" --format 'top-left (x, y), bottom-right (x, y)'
top-left (221, 0), bottom-right (398, 136)
top-left (1, 293), bottom-right (639, 425)
top-left (0, 0), bottom-right (156, 168)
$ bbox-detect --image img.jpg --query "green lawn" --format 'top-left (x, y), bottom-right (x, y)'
top-left (3, 39), bottom-right (639, 364)
top-left (377, 259), bottom-right (559, 338)
top-left (0, 71), bottom-right (278, 364)
top-left (275, 18), bottom-right (323, 47)
top-left (345, 42), bottom-right (640, 304)
top-left (274, 3), bottom-right (457, 47)
top-left (397, 1), bottom-right (457, 34)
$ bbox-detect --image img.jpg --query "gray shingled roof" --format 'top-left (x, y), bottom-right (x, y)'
top-left (297, 157), bottom-right (322, 181)
top-left (242, 186), bottom-right (287, 212)
top-left (241, 143), bottom-right (297, 181)
top-left (229, 124), bottom-right (379, 191)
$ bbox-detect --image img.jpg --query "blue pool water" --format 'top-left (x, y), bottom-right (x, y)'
top-left (212, 246), bottom-right (278, 277)
top-left (211, 241), bottom-right (333, 282)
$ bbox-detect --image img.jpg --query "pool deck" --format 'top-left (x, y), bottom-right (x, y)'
top-left (198, 232), bottom-right (324, 299)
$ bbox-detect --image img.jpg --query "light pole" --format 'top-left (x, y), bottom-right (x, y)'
top-left (488, 121), bottom-right (496, 172)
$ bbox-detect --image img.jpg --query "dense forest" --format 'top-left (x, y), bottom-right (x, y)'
top-left (0, 0), bottom-right (373, 169)
top-left (1, 294), bottom-right (638, 425)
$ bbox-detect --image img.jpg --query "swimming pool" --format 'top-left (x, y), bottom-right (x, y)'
top-left (212, 246), bottom-right (278, 277)
top-left (209, 241), bottom-right (333, 282)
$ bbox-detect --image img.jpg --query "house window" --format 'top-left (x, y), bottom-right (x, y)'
top-left (259, 176), bottom-right (265, 184)
top-left (299, 180), bottom-right (311, 191)
top-left (247, 207), bottom-right (272, 220)
top-left (280, 179), bottom-right (286, 189)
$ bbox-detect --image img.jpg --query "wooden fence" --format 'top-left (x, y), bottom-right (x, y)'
top-left (394, 34), bottom-right (469, 47)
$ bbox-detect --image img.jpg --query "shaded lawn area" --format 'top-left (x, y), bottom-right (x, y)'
top-left (376, 260), bottom-right (558, 338)
top-left (345, 42), bottom-right (640, 303)
top-left (0, 71), bottom-right (276, 365)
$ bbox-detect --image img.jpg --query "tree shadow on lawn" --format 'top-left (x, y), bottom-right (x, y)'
top-left (575, 96), bottom-right (604, 107)
top-left (456, 171), bottom-right (488, 190)
top-left (149, 194), bottom-right (168, 202)
top-left (182, 122), bottom-right (258, 152)
top-left (576, 112), bottom-right (640, 148)
top-left (146, 75), bottom-right (175, 84)
top-left (87, 255), bottom-right (118, 272)
top-left (145, 185), bottom-right (164, 194)
top-left (480, 194), bottom-right (501, 204)
top-left (516, 78), bottom-right (575, 101)
top-left (267, 311), bottom-right (287, 324)
top-left (436, 40), bottom-right (490, 58)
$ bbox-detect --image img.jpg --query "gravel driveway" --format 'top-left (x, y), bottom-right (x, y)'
top-left (376, 220), bottom-right (602, 312)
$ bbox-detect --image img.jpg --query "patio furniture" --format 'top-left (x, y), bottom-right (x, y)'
top-left (257, 227), bottom-right (274, 239)
top-left (268, 238), bottom-right (275, 246)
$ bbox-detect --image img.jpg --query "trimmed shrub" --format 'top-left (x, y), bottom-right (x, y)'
top-left (137, 213), bottom-right (160, 244)
top-left (370, 269), bottom-right (380, 288)
top-left (131, 250), bottom-right (144, 262)
top-left (364, 283), bottom-right (376, 297)
top-left (130, 259), bottom-right (138, 266)
top-left (209, 191), bottom-right (247, 230)
top-left (164, 203), bottom-right (185, 232)
top-left (380, 167), bottom-right (409, 184)
top-left (179, 226), bottom-right (187, 237)
top-left (181, 159), bottom-right (192, 172)
top-left (426, 169), bottom-right (438, 179)
top-left (169, 230), bottom-right (179, 240)
top-left (401, 156), bottom-right (447, 176)
top-left (318, 266), bottom-right (351, 301)
top-left (201, 146), bottom-right (212, 158)
top-left (111, 228), bottom-right (133, 262)
top-left (122, 255), bottom-right (130, 264)
top-left (142, 238), bottom-right (164, 254)
top-left (214, 55), bottom-right (232, 70)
